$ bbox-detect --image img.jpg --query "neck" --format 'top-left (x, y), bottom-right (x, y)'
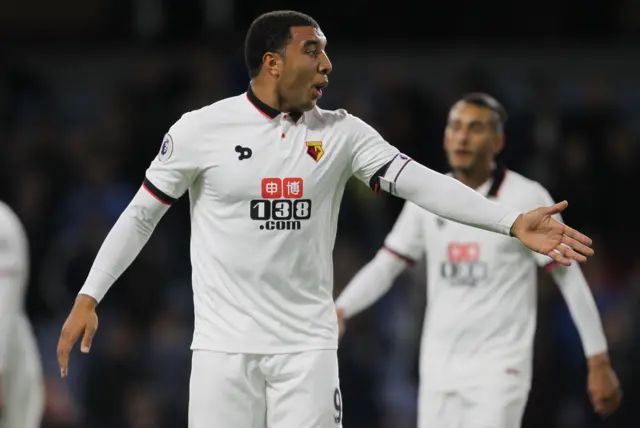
top-left (452, 164), bottom-right (494, 190)
top-left (250, 78), bottom-right (284, 112)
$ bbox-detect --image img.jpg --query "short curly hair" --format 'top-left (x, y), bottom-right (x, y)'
top-left (244, 10), bottom-right (320, 79)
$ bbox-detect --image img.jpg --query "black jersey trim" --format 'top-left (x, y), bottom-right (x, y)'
top-left (143, 178), bottom-right (177, 205)
top-left (487, 163), bottom-right (507, 198)
top-left (369, 160), bottom-right (393, 193)
top-left (246, 86), bottom-right (303, 123)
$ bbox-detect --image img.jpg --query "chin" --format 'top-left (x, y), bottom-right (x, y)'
top-left (299, 99), bottom-right (316, 111)
top-left (450, 161), bottom-right (473, 172)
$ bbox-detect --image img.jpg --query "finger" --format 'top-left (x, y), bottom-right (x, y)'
top-left (544, 200), bottom-right (568, 215)
top-left (562, 225), bottom-right (593, 248)
top-left (547, 249), bottom-right (571, 267)
top-left (57, 327), bottom-right (79, 378)
top-left (56, 339), bottom-right (70, 378)
top-left (559, 242), bottom-right (587, 263)
top-left (81, 324), bottom-right (97, 354)
top-left (561, 236), bottom-right (593, 258)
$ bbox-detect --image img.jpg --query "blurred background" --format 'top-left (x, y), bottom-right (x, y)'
top-left (2, 0), bottom-right (639, 427)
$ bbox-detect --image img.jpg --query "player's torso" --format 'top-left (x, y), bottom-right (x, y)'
top-left (183, 99), bottom-right (353, 352)
top-left (418, 172), bottom-right (540, 378)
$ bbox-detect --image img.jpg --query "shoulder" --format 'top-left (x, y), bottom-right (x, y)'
top-left (308, 107), bottom-right (372, 131)
top-left (164, 94), bottom-right (248, 149)
top-left (176, 94), bottom-right (247, 129)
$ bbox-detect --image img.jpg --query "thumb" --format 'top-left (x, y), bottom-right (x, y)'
top-left (544, 200), bottom-right (568, 215)
top-left (80, 323), bottom-right (97, 354)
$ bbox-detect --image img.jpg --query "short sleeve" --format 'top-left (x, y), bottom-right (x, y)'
top-left (346, 113), bottom-right (400, 187)
top-left (144, 114), bottom-right (200, 204)
top-left (530, 183), bottom-right (564, 269)
top-left (383, 201), bottom-right (426, 264)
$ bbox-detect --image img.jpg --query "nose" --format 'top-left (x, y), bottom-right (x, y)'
top-left (319, 52), bottom-right (332, 75)
top-left (454, 128), bottom-right (470, 144)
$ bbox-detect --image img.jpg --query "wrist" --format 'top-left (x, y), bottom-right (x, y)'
top-left (509, 214), bottom-right (523, 238)
top-left (587, 352), bottom-right (610, 370)
top-left (76, 293), bottom-right (98, 309)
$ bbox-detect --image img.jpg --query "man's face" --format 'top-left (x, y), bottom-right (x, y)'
top-left (277, 26), bottom-right (331, 112)
top-left (444, 101), bottom-right (503, 173)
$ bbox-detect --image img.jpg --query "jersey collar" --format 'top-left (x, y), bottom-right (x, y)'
top-left (485, 163), bottom-right (506, 198)
top-left (246, 86), bottom-right (303, 123)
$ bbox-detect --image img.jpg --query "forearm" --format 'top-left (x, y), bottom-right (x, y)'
top-left (551, 264), bottom-right (608, 357)
top-left (381, 158), bottom-right (520, 236)
top-left (336, 249), bottom-right (407, 318)
top-left (78, 187), bottom-right (169, 303)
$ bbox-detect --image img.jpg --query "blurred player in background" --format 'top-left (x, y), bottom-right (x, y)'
top-left (336, 93), bottom-right (622, 428)
top-left (0, 201), bottom-right (44, 428)
top-left (56, 11), bottom-right (594, 428)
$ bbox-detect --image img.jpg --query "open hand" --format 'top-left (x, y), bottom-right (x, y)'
top-left (511, 201), bottom-right (593, 266)
top-left (57, 294), bottom-right (99, 378)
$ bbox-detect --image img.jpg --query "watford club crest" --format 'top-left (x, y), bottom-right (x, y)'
top-left (305, 141), bottom-right (324, 162)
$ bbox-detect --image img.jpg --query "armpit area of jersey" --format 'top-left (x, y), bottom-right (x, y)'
top-left (369, 153), bottom-right (412, 193)
top-left (143, 177), bottom-right (178, 205)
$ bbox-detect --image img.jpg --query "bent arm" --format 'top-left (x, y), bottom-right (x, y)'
top-left (336, 249), bottom-right (409, 318)
top-left (381, 157), bottom-right (520, 236)
top-left (78, 187), bottom-right (170, 303)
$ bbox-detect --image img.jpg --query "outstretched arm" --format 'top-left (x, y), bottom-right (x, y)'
top-left (382, 157), bottom-right (519, 236)
top-left (379, 157), bottom-right (592, 265)
top-left (347, 113), bottom-right (592, 266)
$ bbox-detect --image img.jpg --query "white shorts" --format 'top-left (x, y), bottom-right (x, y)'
top-left (418, 382), bottom-right (529, 428)
top-left (189, 349), bottom-right (343, 428)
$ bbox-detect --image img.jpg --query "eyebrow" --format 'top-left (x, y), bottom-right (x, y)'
top-left (302, 40), bottom-right (320, 49)
top-left (448, 118), bottom-right (489, 126)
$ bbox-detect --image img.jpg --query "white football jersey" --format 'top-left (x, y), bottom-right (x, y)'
top-left (0, 201), bottom-right (44, 425)
top-left (384, 169), bottom-right (559, 388)
top-left (144, 89), bottom-right (399, 353)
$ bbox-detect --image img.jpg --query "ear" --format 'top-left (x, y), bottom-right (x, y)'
top-left (262, 52), bottom-right (284, 79)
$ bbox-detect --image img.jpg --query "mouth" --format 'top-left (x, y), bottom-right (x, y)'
top-left (453, 149), bottom-right (473, 157)
top-left (312, 81), bottom-right (328, 99)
